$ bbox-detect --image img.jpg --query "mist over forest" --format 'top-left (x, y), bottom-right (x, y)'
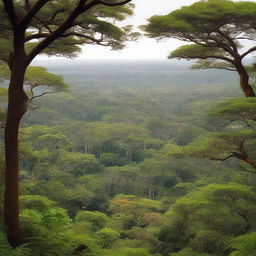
top-left (33, 59), bottom-right (238, 89)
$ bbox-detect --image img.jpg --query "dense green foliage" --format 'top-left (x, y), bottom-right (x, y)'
top-left (1, 0), bottom-right (256, 254)
top-left (143, 0), bottom-right (256, 64)
top-left (0, 58), bottom-right (255, 255)
top-left (0, 0), bottom-right (135, 62)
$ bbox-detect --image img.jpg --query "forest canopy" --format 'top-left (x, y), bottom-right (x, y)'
top-left (1, 0), bottom-right (256, 256)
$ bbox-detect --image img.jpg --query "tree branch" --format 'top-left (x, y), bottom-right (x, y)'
top-left (49, 9), bottom-right (66, 22)
top-left (184, 54), bottom-right (235, 64)
top-left (2, 0), bottom-right (19, 28)
top-left (26, 0), bottom-right (90, 64)
top-left (211, 154), bottom-right (235, 161)
top-left (20, 0), bottom-right (50, 28)
top-left (63, 32), bottom-right (105, 43)
top-left (29, 91), bottom-right (55, 100)
top-left (25, 0), bottom-right (131, 63)
top-left (25, 32), bottom-right (51, 42)
top-left (241, 46), bottom-right (256, 59)
top-left (216, 28), bottom-right (239, 56)
top-left (194, 66), bottom-right (237, 72)
top-left (98, 0), bottom-right (132, 6)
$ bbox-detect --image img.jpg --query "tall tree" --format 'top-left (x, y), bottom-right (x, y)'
top-left (0, 0), bottom-right (133, 247)
top-left (143, 0), bottom-right (256, 97)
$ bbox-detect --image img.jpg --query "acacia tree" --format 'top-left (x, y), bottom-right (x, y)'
top-left (0, 65), bottom-right (69, 110)
top-left (162, 98), bottom-right (256, 170)
top-left (0, 0), bottom-right (133, 247)
top-left (143, 0), bottom-right (256, 97)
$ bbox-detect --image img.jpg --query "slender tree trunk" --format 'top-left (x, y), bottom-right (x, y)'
top-left (4, 58), bottom-right (28, 247)
top-left (233, 150), bottom-right (256, 169)
top-left (235, 63), bottom-right (255, 97)
top-left (238, 155), bottom-right (256, 169)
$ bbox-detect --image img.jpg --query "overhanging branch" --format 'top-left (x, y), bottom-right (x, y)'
top-left (25, 0), bottom-right (131, 64)
top-left (26, 0), bottom-right (90, 64)
top-left (99, 0), bottom-right (132, 6)
top-left (241, 46), bottom-right (256, 59)
top-left (177, 54), bottom-right (235, 65)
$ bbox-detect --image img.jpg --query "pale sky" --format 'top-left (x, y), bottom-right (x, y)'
top-left (78, 0), bottom-right (199, 60)
top-left (36, 0), bottom-right (256, 61)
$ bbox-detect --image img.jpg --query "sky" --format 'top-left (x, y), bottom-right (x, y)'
top-left (77, 0), bottom-right (199, 60)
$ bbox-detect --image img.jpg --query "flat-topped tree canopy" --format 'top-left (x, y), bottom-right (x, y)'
top-left (144, 0), bottom-right (256, 38)
top-left (143, 0), bottom-right (256, 97)
top-left (0, 64), bottom-right (69, 106)
top-left (0, 0), bottom-right (134, 64)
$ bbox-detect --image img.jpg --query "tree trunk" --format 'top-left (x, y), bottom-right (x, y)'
top-left (236, 63), bottom-right (255, 97)
top-left (4, 60), bottom-right (28, 247)
top-left (234, 151), bottom-right (256, 169)
top-left (244, 156), bottom-right (256, 168)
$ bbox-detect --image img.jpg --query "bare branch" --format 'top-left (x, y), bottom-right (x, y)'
top-left (98, 0), bottom-right (132, 6)
top-left (216, 28), bottom-right (239, 56)
top-left (63, 32), bottom-right (104, 43)
top-left (34, 16), bottom-right (53, 33)
top-left (241, 46), bottom-right (256, 59)
top-left (211, 154), bottom-right (235, 161)
top-left (25, 32), bottom-right (51, 42)
top-left (29, 91), bottom-right (54, 100)
top-left (236, 37), bottom-right (256, 41)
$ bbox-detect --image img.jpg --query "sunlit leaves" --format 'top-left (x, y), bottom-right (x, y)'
top-left (168, 45), bottom-right (226, 60)
top-left (229, 232), bottom-right (256, 256)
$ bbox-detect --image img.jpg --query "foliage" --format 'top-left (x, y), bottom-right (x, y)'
top-left (0, 1), bottom-right (135, 63)
top-left (229, 232), bottom-right (256, 256)
top-left (75, 211), bottom-right (109, 230)
top-left (1, 52), bottom-right (256, 254)
top-left (160, 184), bottom-right (256, 255)
top-left (143, 0), bottom-right (256, 96)
top-left (95, 228), bottom-right (120, 248)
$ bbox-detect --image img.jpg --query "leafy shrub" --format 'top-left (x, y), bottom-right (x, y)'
top-left (229, 232), bottom-right (256, 256)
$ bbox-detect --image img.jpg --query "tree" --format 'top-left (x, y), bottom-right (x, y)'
top-left (0, 0), bottom-right (133, 247)
top-left (162, 97), bottom-right (256, 171)
top-left (159, 184), bottom-right (256, 255)
top-left (143, 0), bottom-right (256, 97)
top-left (19, 196), bottom-right (73, 256)
top-left (75, 210), bottom-right (109, 231)
top-left (95, 228), bottom-right (120, 248)
top-left (0, 64), bottom-right (69, 110)
top-left (60, 152), bottom-right (103, 176)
